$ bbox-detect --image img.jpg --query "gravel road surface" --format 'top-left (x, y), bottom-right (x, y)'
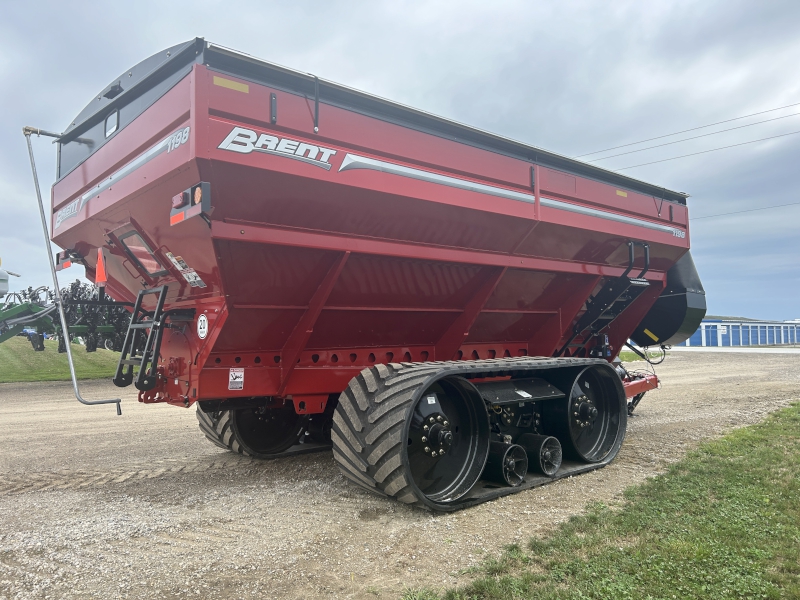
top-left (1, 351), bottom-right (798, 599)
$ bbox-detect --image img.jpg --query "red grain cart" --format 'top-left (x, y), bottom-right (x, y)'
top-left (48, 39), bottom-right (704, 510)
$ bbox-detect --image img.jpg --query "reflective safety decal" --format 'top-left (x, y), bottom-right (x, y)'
top-left (213, 76), bottom-right (249, 93)
top-left (643, 328), bottom-right (659, 342)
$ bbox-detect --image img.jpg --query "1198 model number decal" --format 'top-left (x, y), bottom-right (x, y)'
top-left (55, 126), bottom-right (192, 229)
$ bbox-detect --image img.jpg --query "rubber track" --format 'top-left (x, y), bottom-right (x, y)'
top-left (196, 408), bottom-right (248, 455)
top-left (331, 356), bottom-right (604, 509)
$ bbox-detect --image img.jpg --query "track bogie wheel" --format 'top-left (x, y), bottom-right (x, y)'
top-left (542, 364), bottom-right (626, 463)
top-left (332, 366), bottom-right (490, 510)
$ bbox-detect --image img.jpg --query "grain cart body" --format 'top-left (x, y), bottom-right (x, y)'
top-left (49, 39), bottom-right (704, 509)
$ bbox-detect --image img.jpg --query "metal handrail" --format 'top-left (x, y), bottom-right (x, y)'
top-left (23, 126), bottom-right (122, 415)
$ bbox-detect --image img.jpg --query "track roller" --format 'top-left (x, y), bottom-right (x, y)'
top-left (483, 442), bottom-right (528, 486)
top-left (517, 434), bottom-right (562, 476)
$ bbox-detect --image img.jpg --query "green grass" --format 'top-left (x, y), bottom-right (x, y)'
top-left (0, 336), bottom-right (119, 383)
top-left (618, 349), bottom-right (665, 362)
top-left (406, 403), bottom-right (800, 600)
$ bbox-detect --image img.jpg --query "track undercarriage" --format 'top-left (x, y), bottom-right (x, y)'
top-left (197, 356), bottom-right (626, 511)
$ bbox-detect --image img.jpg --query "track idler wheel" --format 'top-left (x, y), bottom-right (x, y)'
top-left (196, 403), bottom-right (306, 458)
top-left (543, 364), bottom-right (627, 463)
top-left (332, 367), bottom-right (490, 509)
top-left (517, 433), bottom-right (562, 476)
top-left (483, 442), bottom-right (528, 486)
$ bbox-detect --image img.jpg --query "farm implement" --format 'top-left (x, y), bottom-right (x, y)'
top-left (23, 39), bottom-right (705, 510)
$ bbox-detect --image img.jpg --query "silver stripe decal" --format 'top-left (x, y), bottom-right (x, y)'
top-left (339, 153), bottom-right (536, 204)
top-left (79, 128), bottom-right (188, 210)
top-left (56, 127), bottom-right (190, 229)
top-left (339, 153), bottom-right (682, 236)
top-left (540, 197), bottom-right (680, 235)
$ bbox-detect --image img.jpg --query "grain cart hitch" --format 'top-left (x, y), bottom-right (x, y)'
top-left (23, 127), bottom-right (121, 415)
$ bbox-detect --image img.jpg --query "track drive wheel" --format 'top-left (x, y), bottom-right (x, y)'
top-left (196, 403), bottom-right (306, 458)
top-left (332, 365), bottom-right (490, 510)
top-left (543, 364), bottom-right (627, 463)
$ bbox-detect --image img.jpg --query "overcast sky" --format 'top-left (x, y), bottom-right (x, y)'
top-left (1, 0), bottom-right (798, 320)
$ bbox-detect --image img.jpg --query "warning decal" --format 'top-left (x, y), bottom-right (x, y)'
top-left (165, 251), bottom-right (207, 288)
top-left (228, 368), bottom-right (244, 390)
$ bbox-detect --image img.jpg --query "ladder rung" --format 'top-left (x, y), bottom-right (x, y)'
top-left (119, 359), bottom-right (142, 366)
top-left (129, 323), bottom-right (154, 329)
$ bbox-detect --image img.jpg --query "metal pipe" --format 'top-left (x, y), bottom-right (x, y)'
top-left (23, 127), bottom-right (122, 415)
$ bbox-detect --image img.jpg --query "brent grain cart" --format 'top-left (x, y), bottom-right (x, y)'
top-left (26, 39), bottom-right (705, 511)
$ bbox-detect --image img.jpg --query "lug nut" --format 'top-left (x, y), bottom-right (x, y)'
top-left (431, 451), bottom-right (437, 457)
top-left (424, 446), bottom-right (431, 453)
top-left (421, 436), bottom-right (427, 442)
top-left (443, 421), bottom-right (449, 427)
top-left (436, 416), bottom-right (443, 422)
top-left (430, 417), bottom-right (435, 423)
top-left (439, 449), bottom-right (445, 455)
top-left (423, 425), bottom-right (429, 431)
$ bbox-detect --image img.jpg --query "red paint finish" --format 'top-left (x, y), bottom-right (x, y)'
top-left (51, 64), bottom-right (692, 406)
top-left (622, 374), bottom-right (659, 398)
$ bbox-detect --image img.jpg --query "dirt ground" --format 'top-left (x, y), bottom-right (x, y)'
top-left (0, 351), bottom-right (798, 599)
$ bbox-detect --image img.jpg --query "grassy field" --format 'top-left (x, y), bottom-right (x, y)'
top-left (405, 403), bottom-right (800, 600)
top-left (0, 336), bottom-right (119, 383)
top-left (618, 349), bottom-right (664, 362)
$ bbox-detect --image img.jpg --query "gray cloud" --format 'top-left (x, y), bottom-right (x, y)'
top-left (1, 0), bottom-right (798, 318)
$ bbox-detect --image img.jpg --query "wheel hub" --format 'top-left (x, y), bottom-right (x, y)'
top-left (421, 413), bottom-right (452, 456)
top-left (573, 396), bottom-right (598, 428)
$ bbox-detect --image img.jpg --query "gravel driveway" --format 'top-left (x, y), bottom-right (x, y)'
top-left (0, 351), bottom-right (797, 599)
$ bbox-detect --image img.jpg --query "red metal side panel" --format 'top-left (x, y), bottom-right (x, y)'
top-left (51, 63), bottom-right (692, 404)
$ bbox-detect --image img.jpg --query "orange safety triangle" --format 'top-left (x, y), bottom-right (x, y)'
top-left (96, 247), bottom-right (108, 286)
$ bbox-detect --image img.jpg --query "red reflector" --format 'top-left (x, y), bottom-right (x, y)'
top-left (62, 260), bottom-right (72, 269)
top-left (96, 248), bottom-right (108, 286)
top-left (170, 212), bottom-right (185, 225)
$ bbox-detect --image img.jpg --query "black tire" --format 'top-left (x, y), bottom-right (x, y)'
top-left (331, 363), bottom-right (490, 510)
top-left (195, 404), bottom-right (306, 458)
